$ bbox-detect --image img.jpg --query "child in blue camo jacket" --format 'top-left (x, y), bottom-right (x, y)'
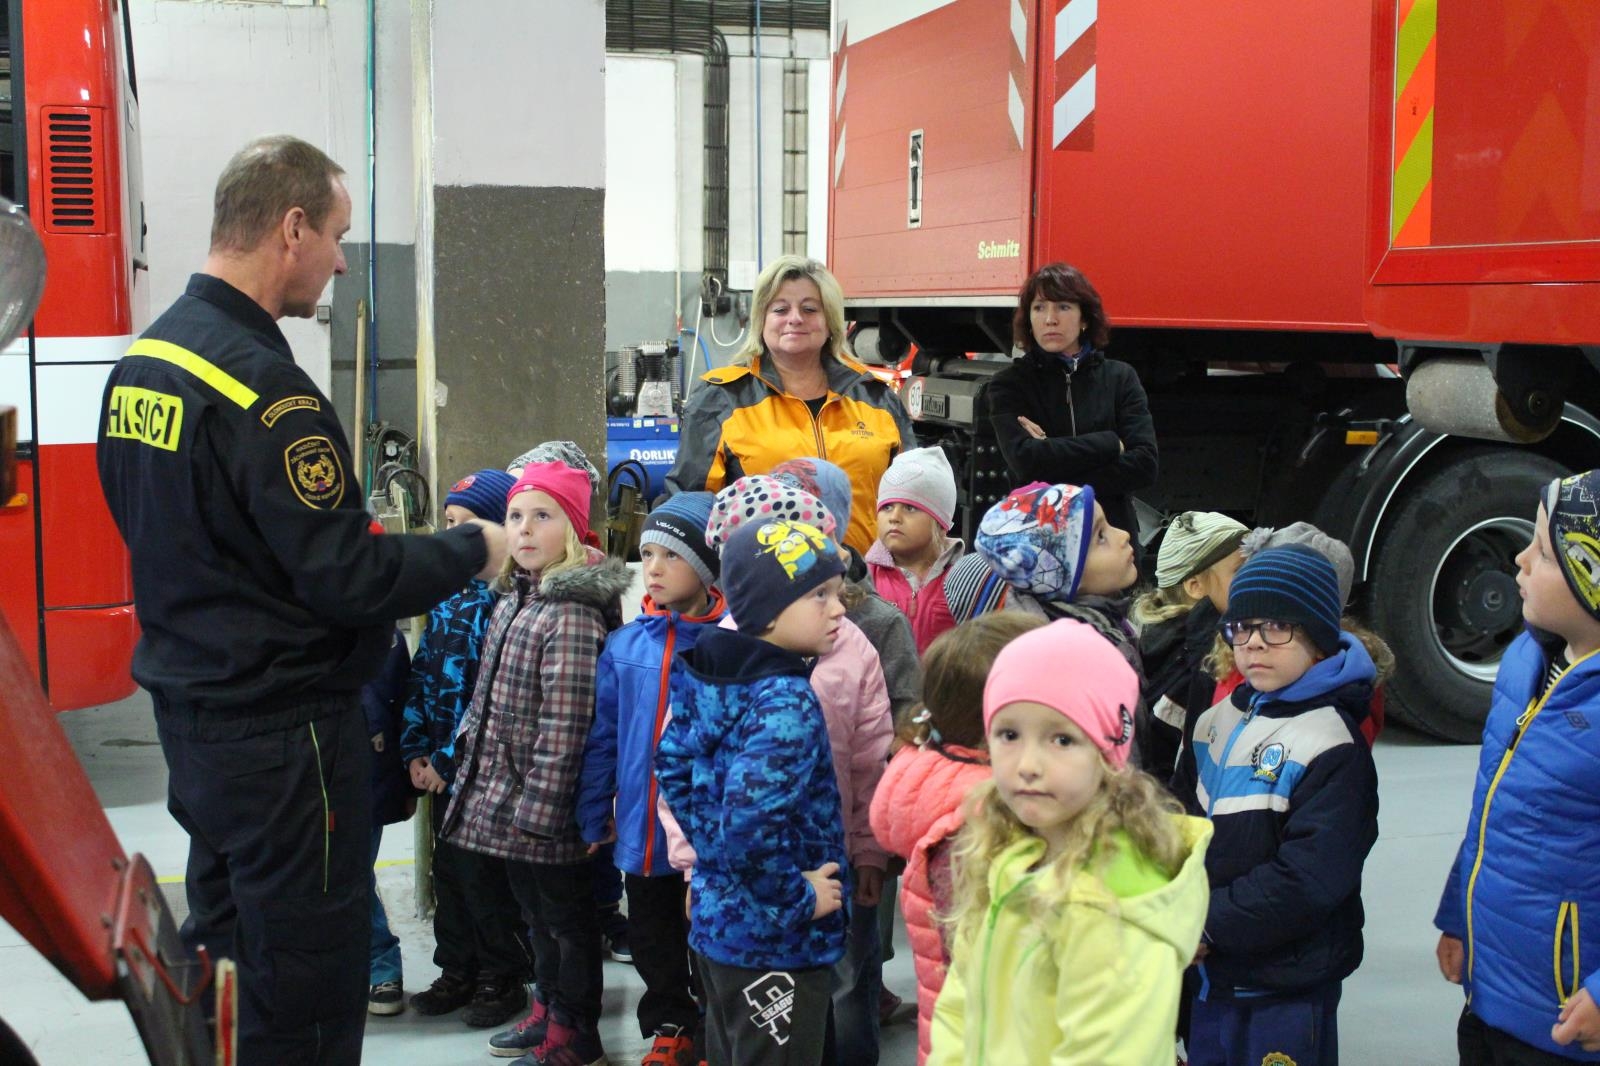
top-left (656, 516), bottom-right (853, 1066)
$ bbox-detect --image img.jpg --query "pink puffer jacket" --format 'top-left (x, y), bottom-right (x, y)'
top-left (870, 742), bottom-right (990, 1064)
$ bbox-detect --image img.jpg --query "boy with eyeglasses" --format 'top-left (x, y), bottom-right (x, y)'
top-left (1171, 544), bottom-right (1380, 1066)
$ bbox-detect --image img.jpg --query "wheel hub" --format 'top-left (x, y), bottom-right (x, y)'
top-left (1459, 570), bottom-right (1521, 632)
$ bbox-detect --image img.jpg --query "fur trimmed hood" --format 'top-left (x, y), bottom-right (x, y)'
top-left (537, 554), bottom-right (633, 609)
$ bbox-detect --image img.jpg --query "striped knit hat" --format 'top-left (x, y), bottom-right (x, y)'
top-left (1155, 511), bottom-right (1247, 590)
top-left (1221, 544), bottom-right (1342, 654)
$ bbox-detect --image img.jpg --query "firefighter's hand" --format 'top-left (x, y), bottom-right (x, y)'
top-left (586, 819), bottom-right (617, 855)
top-left (1017, 415), bottom-right (1047, 440)
top-left (805, 862), bottom-right (844, 920)
top-left (1554, 988), bottom-right (1600, 1051)
top-left (468, 519), bottom-right (510, 581)
top-left (855, 864), bottom-right (884, 907)
top-left (1436, 933), bottom-right (1463, 984)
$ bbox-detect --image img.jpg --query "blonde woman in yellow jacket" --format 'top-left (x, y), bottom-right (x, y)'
top-left (667, 255), bottom-right (915, 556)
top-left (929, 619), bottom-right (1212, 1066)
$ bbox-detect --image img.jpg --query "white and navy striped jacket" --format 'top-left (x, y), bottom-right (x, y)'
top-left (1173, 633), bottom-right (1379, 999)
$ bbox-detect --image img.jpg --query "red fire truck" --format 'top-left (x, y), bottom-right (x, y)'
top-left (0, 0), bottom-right (144, 711)
top-left (830, 0), bottom-right (1599, 740)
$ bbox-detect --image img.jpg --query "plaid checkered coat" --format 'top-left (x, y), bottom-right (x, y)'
top-left (442, 555), bottom-right (631, 865)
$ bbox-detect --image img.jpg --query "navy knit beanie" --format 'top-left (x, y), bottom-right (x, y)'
top-left (722, 518), bottom-right (845, 635)
top-left (1221, 544), bottom-right (1343, 654)
top-left (444, 469), bottom-right (517, 525)
top-left (640, 492), bottom-right (721, 589)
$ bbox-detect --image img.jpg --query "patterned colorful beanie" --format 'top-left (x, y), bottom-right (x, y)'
top-left (975, 482), bottom-right (1095, 603)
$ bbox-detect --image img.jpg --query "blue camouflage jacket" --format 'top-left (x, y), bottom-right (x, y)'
top-left (655, 627), bottom-right (850, 970)
top-left (399, 580), bottom-right (498, 786)
top-left (577, 590), bottom-right (727, 877)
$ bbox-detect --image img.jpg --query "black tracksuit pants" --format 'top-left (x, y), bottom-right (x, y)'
top-left (429, 795), bottom-right (535, 980)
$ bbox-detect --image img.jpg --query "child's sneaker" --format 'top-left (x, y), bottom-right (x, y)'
top-left (523, 1016), bottom-right (607, 1066)
top-left (367, 979), bottom-right (403, 1016)
top-left (639, 1023), bottom-right (695, 1065)
top-left (488, 992), bottom-right (550, 1058)
top-left (409, 971), bottom-right (473, 1015)
top-left (604, 927), bottom-right (633, 964)
top-left (463, 976), bottom-right (528, 1029)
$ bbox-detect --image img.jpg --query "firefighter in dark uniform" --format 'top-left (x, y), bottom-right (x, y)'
top-left (96, 136), bottom-right (508, 1065)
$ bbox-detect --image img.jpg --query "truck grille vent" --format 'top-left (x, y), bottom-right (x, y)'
top-left (45, 107), bottom-right (107, 234)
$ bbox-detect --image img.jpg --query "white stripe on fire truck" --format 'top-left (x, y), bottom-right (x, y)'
top-left (35, 361), bottom-right (114, 446)
top-left (1055, 0), bottom-right (1096, 59)
top-left (1009, 0), bottom-right (1027, 146)
top-left (1053, 65), bottom-right (1096, 148)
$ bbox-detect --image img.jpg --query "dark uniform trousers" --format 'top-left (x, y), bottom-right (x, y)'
top-left (157, 693), bottom-right (371, 1066)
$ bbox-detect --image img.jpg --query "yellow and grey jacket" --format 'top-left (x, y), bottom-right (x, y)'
top-left (666, 353), bottom-right (915, 554)
top-left (929, 818), bottom-right (1212, 1066)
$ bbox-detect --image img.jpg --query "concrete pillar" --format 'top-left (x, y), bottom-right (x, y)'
top-left (412, 0), bottom-right (607, 491)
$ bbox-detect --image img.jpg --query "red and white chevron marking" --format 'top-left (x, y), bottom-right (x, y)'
top-left (833, 22), bottom-right (848, 187)
top-left (1053, 0), bottom-right (1095, 150)
top-left (1008, 0), bottom-right (1027, 146)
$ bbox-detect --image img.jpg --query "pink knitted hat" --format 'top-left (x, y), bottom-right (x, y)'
top-left (508, 461), bottom-right (598, 547)
top-left (982, 618), bottom-right (1139, 769)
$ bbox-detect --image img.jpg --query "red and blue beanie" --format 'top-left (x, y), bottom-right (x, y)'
top-left (445, 469), bottom-right (517, 525)
top-left (975, 482), bottom-right (1095, 603)
top-left (721, 517), bottom-right (846, 634)
top-left (1545, 472), bottom-right (1600, 621)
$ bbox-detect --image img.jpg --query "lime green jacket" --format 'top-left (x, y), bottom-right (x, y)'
top-left (929, 815), bottom-right (1212, 1066)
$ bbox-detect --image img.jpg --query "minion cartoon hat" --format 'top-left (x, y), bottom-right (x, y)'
top-left (1545, 472), bottom-right (1600, 620)
top-left (720, 518), bottom-right (846, 634)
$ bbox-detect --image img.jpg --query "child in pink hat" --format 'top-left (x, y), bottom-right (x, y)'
top-left (930, 619), bottom-right (1212, 1066)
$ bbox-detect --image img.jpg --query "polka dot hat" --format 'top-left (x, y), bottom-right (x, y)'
top-left (704, 474), bottom-right (839, 555)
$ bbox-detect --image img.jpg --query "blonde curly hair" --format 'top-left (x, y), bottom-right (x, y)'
top-left (941, 762), bottom-right (1186, 943)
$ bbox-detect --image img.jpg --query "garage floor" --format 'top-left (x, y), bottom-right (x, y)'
top-left (4, 694), bottom-right (1479, 1065)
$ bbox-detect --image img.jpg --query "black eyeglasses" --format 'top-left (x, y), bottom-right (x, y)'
top-left (1220, 620), bottom-right (1298, 647)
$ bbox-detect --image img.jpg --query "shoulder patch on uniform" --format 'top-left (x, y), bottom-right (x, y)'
top-left (703, 364), bottom-right (750, 385)
top-left (284, 435), bottom-right (345, 509)
top-left (260, 395), bottom-right (321, 428)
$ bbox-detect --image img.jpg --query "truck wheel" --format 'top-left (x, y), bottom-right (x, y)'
top-left (1369, 448), bottom-right (1565, 742)
top-left (0, 1016), bottom-right (38, 1065)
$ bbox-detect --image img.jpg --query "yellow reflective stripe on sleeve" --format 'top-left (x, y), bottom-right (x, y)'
top-left (125, 338), bottom-right (260, 410)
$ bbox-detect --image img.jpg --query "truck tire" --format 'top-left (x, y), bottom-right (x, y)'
top-left (1369, 448), bottom-right (1565, 742)
top-left (0, 1016), bottom-right (38, 1065)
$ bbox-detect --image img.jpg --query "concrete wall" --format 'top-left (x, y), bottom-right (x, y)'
top-left (130, 2), bottom-right (836, 493)
top-left (130, 0), bottom-right (416, 443)
top-left (416, 0), bottom-right (607, 489)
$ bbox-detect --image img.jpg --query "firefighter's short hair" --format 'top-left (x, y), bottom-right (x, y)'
top-left (210, 135), bottom-right (346, 253)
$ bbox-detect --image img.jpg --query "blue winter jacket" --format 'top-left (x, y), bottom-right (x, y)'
top-left (1172, 633), bottom-right (1379, 999)
top-left (577, 591), bottom-right (727, 877)
top-left (655, 627), bottom-right (850, 971)
top-left (398, 580), bottom-right (498, 786)
top-left (1435, 632), bottom-right (1600, 1060)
